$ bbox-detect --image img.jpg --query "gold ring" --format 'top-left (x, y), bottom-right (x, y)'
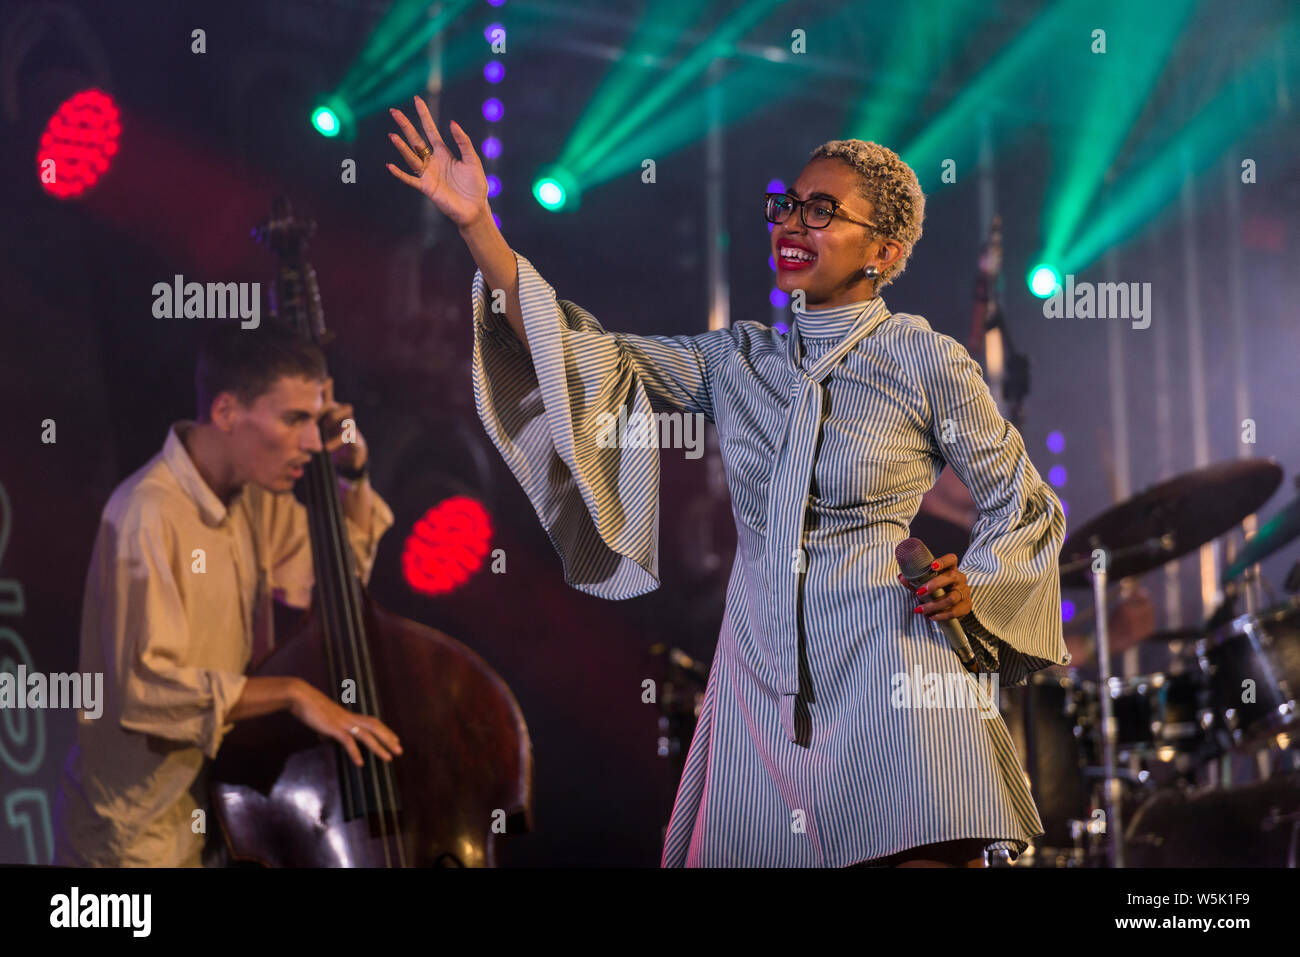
top-left (416, 145), bottom-right (432, 161)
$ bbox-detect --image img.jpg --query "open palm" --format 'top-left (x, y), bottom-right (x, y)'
top-left (387, 96), bottom-right (488, 228)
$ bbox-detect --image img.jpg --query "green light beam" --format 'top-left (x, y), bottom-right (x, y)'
top-left (563, 0), bottom-right (713, 164)
top-left (901, 0), bottom-right (1092, 188)
top-left (570, 0), bottom-right (788, 179)
top-left (1042, 0), bottom-right (1198, 262)
top-left (1062, 20), bottom-right (1300, 274)
top-left (844, 0), bottom-right (990, 149)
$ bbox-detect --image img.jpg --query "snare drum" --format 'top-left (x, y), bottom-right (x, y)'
top-left (1197, 597), bottom-right (1300, 749)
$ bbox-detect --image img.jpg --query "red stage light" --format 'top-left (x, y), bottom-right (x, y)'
top-left (37, 88), bottom-right (121, 199)
top-left (401, 496), bottom-right (493, 596)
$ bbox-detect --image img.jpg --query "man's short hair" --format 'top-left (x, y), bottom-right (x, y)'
top-left (194, 321), bottom-right (326, 422)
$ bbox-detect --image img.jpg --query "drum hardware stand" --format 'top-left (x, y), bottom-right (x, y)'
top-left (1244, 563), bottom-right (1261, 615)
top-left (1090, 560), bottom-right (1125, 867)
top-left (1069, 815), bottom-right (1099, 866)
top-left (1259, 807), bottom-right (1300, 867)
top-left (1065, 536), bottom-right (1172, 867)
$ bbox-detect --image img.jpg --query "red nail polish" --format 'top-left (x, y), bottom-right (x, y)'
top-left (914, 606), bottom-right (923, 613)
top-left (931, 561), bottom-right (940, 570)
top-left (917, 586), bottom-right (927, 595)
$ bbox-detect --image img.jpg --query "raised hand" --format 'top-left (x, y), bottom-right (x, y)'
top-left (386, 96), bottom-right (488, 228)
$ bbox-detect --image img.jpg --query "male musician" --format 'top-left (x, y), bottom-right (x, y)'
top-left (53, 322), bottom-right (402, 867)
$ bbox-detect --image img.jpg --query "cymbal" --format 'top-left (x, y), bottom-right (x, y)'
top-left (1060, 460), bottom-right (1283, 588)
top-left (1222, 494), bottom-right (1300, 584)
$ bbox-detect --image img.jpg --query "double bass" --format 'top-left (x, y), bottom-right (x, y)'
top-left (210, 197), bottom-right (532, 866)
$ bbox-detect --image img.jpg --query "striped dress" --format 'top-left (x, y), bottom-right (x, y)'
top-left (471, 253), bottom-right (1070, 867)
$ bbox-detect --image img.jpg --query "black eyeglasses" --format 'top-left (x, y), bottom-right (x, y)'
top-left (765, 192), bottom-right (879, 230)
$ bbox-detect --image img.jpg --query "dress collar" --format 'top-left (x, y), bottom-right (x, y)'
top-left (792, 296), bottom-right (882, 339)
top-left (786, 296), bottom-right (890, 372)
top-left (163, 421), bottom-right (241, 528)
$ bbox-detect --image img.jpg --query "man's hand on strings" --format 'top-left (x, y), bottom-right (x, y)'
top-left (289, 683), bottom-right (402, 768)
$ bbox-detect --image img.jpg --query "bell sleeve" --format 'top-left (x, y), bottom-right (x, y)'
top-left (916, 330), bottom-right (1071, 685)
top-left (470, 251), bottom-right (733, 599)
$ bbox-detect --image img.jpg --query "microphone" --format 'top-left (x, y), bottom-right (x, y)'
top-left (896, 537), bottom-right (977, 672)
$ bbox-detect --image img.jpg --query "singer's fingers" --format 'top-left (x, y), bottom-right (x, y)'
top-left (386, 162), bottom-right (423, 191)
top-left (923, 587), bottom-right (973, 621)
top-left (388, 132), bottom-right (423, 172)
top-left (917, 568), bottom-right (965, 594)
top-left (390, 108), bottom-right (430, 157)
top-left (920, 590), bottom-right (960, 613)
top-left (447, 120), bottom-right (484, 170)
top-left (931, 553), bottom-right (959, 572)
top-left (413, 96), bottom-right (450, 155)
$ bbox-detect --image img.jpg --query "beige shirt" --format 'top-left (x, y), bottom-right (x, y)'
top-left (54, 421), bottom-right (394, 866)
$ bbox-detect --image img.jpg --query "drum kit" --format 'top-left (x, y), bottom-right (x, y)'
top-left (997, 458), bottom-right (1300, 867)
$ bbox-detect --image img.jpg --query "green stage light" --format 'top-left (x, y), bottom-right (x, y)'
top-left (311, 97), bottom-right (355, 140)
top-left (1028, 263), bottom-right (1061, 299)
top-left (533, 167), bottom-right (579, 211)
top-left (312, 106), bottom-right (340, 137)
top-left (535, 179), bottom-right (564, 208)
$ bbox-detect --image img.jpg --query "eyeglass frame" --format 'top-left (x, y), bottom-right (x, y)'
top-left (765, 191), bottom-right (881, 231)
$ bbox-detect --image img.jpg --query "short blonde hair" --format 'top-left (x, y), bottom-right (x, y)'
top-left (808, 139), bottom-right (925, 288)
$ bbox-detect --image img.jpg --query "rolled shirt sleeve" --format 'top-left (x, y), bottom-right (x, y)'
top-left (115, 501), bottom-right (248, 760)
top-left (470, 251), bottom-right (733, 599)
top-left (918, 331), bottom-right (1070, 685)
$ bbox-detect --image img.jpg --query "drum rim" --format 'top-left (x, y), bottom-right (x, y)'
top-left (1200, 594), bottom-right (1300, 651)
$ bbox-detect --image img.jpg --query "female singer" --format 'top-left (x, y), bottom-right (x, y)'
top-left (386, 97), bottom-right (1068, 868)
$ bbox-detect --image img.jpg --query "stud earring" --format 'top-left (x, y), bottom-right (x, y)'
top-left (863, 264), bottom-right (880, 281)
